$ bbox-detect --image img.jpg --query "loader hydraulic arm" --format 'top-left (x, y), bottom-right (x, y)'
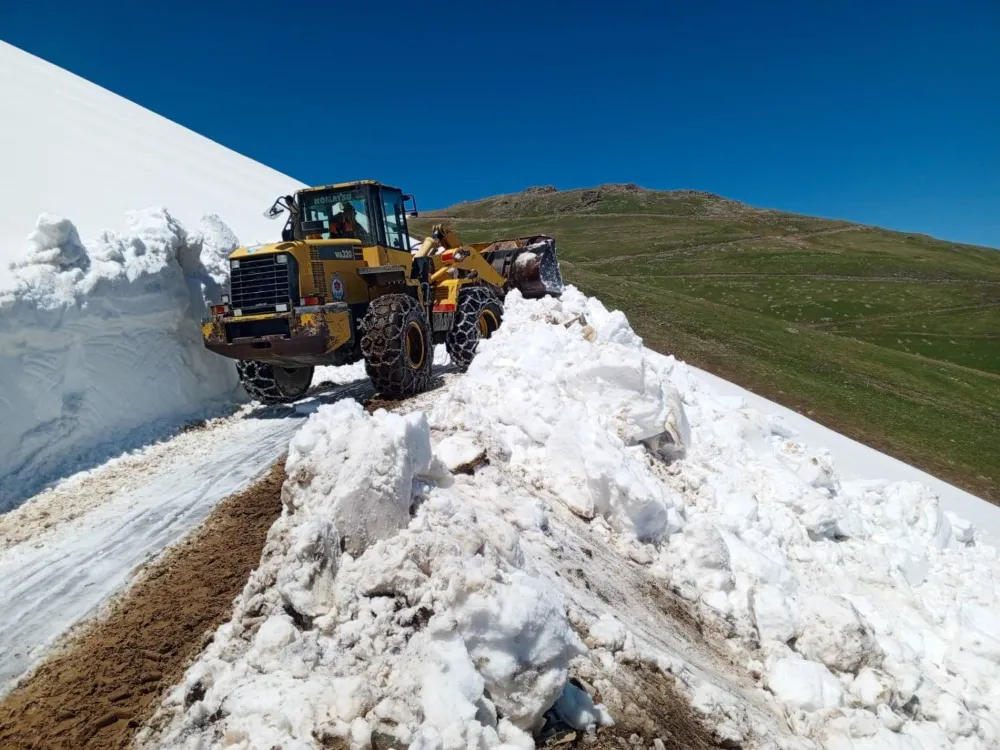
top-left (413, 223), bottom-right (462, 258)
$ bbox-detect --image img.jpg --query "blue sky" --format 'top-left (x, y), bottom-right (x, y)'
top-left (3, 0), bottom-right (998, 247)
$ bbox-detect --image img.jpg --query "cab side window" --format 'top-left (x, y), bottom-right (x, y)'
top-left (381, 189), bottom-right (406, 250)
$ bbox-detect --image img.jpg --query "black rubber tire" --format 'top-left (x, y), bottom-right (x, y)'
top-left (236, 361), bottom-right (314, 404)
top-left (446, 285), bottom-right (504, 372)
top-left (360, 294), bottom-right (433, 398)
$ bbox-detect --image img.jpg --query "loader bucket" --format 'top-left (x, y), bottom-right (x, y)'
top-left (475, 235), bottom-right (565, 299)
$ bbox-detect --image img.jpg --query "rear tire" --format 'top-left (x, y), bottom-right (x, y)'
top-left (360, 294), bottom-right (433, 398)
top-left (446, 285), bottom-right (504, 372)
top-left (236, 361), bottom-right (314, 404)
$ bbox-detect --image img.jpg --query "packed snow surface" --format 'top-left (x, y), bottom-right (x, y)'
top-left (141, 288), bottom-right (1000, 750)
top-left (0, 41), bottom-right (303, 262)
top-left (0, 208), bottom-right (247, 509)
top-left (0, 407), bottom-right (304, 693)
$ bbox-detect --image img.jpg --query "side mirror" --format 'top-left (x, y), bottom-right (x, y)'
top-left (403, 193), bottom-right (419, 219)
top-left (264, 198), bottom-right (286, 220)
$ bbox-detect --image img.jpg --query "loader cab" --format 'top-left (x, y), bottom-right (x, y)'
top-left (285, 181), bottom-right (413, 250)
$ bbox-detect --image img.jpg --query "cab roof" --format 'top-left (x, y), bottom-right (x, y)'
top-left (298, 180), bottom-right (403, 194)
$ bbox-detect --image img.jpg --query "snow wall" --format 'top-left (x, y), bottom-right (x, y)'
top-left (0, 208), bottom-right (245, 510)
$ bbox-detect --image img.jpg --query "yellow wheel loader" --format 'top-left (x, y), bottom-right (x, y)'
top-left (201, 180), bottom-right (564, 404)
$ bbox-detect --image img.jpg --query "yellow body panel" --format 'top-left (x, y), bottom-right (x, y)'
top-left (433, 278), bottom-right (461, 309)
top-left (229, 239), bottom-right (359, 260)
top-left (312, 258), bottom-right (371, 304)
top-left (361, 245), bottom-right (387, 267)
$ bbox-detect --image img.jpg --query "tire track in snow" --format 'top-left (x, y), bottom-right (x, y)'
top-left (0, 460), bottom-right (287, 750)
top-left (0, 379), bottom-right (376, 695)
top-left (0, 419), bottom-right (296, 694)
top-left (0, 369), bottom-right (461, 749)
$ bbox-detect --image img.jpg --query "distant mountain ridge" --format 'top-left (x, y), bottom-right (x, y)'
top-left (411, 181), bottom-right (1000, 504)
top-left (429, 183), bottom-right (998, 252)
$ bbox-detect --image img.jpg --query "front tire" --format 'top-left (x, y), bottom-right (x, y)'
top-left (236, 361), bottom-right (314, 404)
top-left (446, 285), bottom-right (504, 371)
top-left (360, 294), bottom-right (433, 398)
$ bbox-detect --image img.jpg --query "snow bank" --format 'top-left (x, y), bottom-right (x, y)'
top-left (0, 208), bottom-right (244, 509)
top-left (141, 400), bottom-right (594, 750)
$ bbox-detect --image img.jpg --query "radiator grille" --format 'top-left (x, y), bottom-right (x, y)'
top-left (230, 255), bottom-right (292, 312)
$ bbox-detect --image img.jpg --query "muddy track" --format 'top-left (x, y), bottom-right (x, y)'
top-left (572, 226), bottom-right (865, 266)
top-left (810, 300), bottom-right (1000, 329)
top-left (605, 272), bottom-right (1000, 286)
top-left (0, 462), bottom-right (286, 750)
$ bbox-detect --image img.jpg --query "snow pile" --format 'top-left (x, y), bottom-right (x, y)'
top-left (428, 290), bottom-right (690, 542)
top-left (432, 288), bottom-right (1000, 748)
top-left (141, 400), bottom-right (603, 750)
top-left (0, 208), bottom-right (244, 509)
top-left (141, 286), bottom-right (1000, 749)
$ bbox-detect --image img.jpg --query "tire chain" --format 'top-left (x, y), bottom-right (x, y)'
top-left (360, 294), bottom-right (433, 398)
top-left (446, 285), bottom-right (504, 372)
top-left (235, 360), bottom-right (286, 404)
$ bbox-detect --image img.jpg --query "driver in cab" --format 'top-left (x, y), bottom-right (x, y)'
top-left (329, 201), bottom-right (371, 245)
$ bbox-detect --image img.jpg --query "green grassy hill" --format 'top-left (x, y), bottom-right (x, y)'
top-left (409, 183), bottom-right (1000, 504)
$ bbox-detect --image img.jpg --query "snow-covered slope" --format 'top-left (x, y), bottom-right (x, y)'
top-left (690, 369), bottom-right (1000, 539)
top-left (0, 41), bottom-right (312, 507)
top-left (138, 289), bottom-right (1000, 750)
top-left (0, 41), bottom-right (304, 264)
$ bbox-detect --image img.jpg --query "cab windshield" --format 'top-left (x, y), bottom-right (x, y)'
top-left (299, 188), bottom-right (373, 244)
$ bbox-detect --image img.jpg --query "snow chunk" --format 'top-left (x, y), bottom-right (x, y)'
top-left (285, 401), bottom-right (434, 557)
top-left (427, 288), bottom-right (689, 542)
top-left (16, 213), bottom-right (89, 271)
top-left (766, 657), bottom-right (843, 712)
top-left (451, 570), bottom-right (586, 729)
top-left (436, 432), bottom-right (485, 473)
top-left (750, 584), bottom-right (801, 645)
top-left (848, 667), bottom-right (894, 708)
top-left (794, 595), bottom-right (879, 674)
top-left (588, 614), bottom-right (627, 651)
